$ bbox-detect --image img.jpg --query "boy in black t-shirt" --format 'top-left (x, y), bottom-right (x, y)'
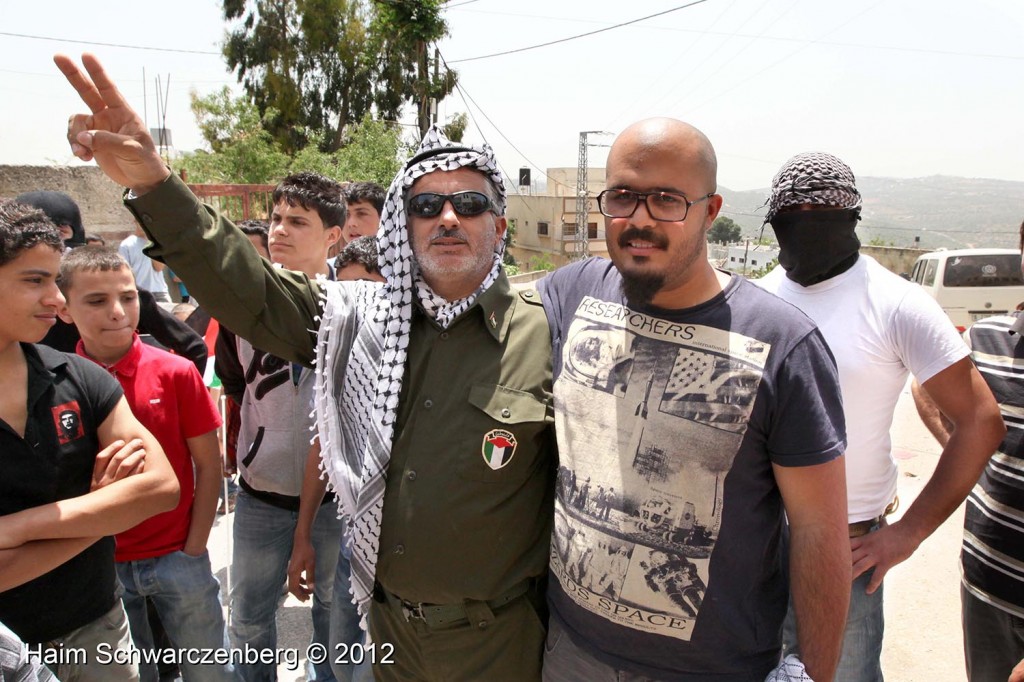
top-left (0, 201), bottom-right (179, 682)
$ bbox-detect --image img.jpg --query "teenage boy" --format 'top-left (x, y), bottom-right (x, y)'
top-left (215, 173), bottom-right (346, 682)
top-left (341, 182), bottom-right (384, 245)
top-left (58, 247), bottom-right (234, 682)
top-left (17, 192), bottom-right (207, 373)
top-left (0, 200), bottom-right (179, 682)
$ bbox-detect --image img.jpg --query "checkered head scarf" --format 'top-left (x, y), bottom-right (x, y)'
top-left (764, 151), bottom-right (861, 222)
top-left (313, 126), bottom-right (506, 626)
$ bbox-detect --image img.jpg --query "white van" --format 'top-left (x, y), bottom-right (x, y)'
top-left (909, 248), bottom-right (1024, 330)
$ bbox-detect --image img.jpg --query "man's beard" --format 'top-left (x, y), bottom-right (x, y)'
top-left (620, 270), bottom-right (665, 307)
top-left (617, 226), bottom-right (667, 306)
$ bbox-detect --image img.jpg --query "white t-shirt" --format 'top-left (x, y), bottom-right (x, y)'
top-left (757, 255), bottom-right (969, 521)
top-left (118, 233), bottom-right (169, 297)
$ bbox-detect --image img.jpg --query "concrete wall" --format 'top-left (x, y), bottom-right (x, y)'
top-left (860, 244), bottom-right (931, 276)
top-left (0, 165), bottom-right (137, 240)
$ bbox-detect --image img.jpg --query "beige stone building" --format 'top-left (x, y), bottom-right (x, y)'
top-left (506, 167), bottom-right (609, 269)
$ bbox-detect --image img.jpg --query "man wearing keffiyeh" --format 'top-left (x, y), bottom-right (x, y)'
top-left (757, 152), bottom-right (1003, 682)
top-left (56, 54), bottom-right (556, 682)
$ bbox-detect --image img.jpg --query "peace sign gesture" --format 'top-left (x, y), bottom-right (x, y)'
top-left (54, 53), bottom-right (171, 193)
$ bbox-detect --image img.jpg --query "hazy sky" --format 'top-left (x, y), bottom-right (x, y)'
top-left (1, 0), bottom-right (1021, 191)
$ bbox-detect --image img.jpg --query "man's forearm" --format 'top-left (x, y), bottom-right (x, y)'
top-left (0, 473), bottom-right (178, 549)
top-left (296, 444), bottom-right (330, 543)
top-left (0, 537), bottom-right (100, 592)
top-left (790, 521), bottom-right (851, 682)
top-left (896, 425), bottom-right (1001, 548)
top-left (184, 460), bottom-right (221, 555)
top-left (125, 175), bottom-right (323, 366)
top-left (900, 360), bottom-right (1004, 550)
top-left (910, 380), bottom-right (952, 446)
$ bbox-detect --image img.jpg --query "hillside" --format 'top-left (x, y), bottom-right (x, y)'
top-left (718, 175), bottom-right (1024, 250)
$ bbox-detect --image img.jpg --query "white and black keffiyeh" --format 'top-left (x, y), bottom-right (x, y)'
top-left (764, 655), bottom-right (814, 681)
top-left (764, 151), bottom-right (861, 222)
top-left (312, 127), bottom-right (507, 626)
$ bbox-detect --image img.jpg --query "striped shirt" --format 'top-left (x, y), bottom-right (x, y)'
top-left (962, 312), bottom-right (1024, 618)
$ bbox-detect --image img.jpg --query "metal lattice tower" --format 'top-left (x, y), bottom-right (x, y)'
top-left (575, 131), bottom-right (612, 260)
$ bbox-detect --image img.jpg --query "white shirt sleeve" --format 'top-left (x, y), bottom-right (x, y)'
top-left (891, 284), bottom-right (970, 384)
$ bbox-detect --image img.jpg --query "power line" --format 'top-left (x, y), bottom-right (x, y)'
top-left (439, 50), bottom-right (574, 194)
top-left (441, 56), bottom-right (538, 209)
top-left (448, 0), bottom-right (710, 64)
top-left (449, 8), bottom-right (1024, 63)
top-left (0, 66), bottom-right (233, 85)
top-left (607, 0), bottom-right (791, 131)
top-left (444, 0), bottom-right (483, 7)
top-left (671, 0), bottom-right (887, 115)
top-left (0, 31), bottom-right (220, 55)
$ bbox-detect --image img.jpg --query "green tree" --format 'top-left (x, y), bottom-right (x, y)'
top-left (708, 216), bottom-right (742, 244)
top-left (178, 91), bottom-right (404, 186)
top-left (222, 0), bottom-right (456, 152)
top-left (371, 0), bottom-right (456, 137)
top-left (443, 112), bottom-right (468, 143)
top-left (177, 88), bottom-right (289, 183)
top-left (746, 258), bottom-right (779, 280)
top-left (528, 253), bottom-right (556, 272)
top-left (325, 112), bottom-right (409, 184)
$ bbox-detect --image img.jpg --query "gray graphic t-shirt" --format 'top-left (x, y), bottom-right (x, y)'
top-left (538, 259), bottom-right (845, 681)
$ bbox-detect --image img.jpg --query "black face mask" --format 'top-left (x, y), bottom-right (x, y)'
top-left (770, 209), bottom-right (861, 286)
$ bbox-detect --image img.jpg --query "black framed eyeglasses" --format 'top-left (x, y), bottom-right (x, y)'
top-left (407, 191), bottom-right (494, 218)
top-left (597, 189), bottom-right (714, 222)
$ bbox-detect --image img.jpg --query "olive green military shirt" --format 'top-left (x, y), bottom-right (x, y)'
top-left (125, 174), bottom-right (556, 603)
top-left (378, 276), bottom-right (555, 604)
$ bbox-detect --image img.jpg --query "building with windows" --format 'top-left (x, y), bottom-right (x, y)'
top-left (722, 243), bottom-right (780, 275)
top-left (505, 167), bottom-right (610, 269)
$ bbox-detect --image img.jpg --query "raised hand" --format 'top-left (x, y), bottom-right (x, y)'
top-left (54, 53), bottom-right (170, 192)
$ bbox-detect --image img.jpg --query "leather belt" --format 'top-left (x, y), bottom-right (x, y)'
top-left (849, 496), bottom-right (900, 538)
top-left (379, 579), bottom-right (532, 629)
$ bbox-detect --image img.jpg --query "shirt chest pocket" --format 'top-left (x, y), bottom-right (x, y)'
top-left (455, 383), bottom-right (551, 484)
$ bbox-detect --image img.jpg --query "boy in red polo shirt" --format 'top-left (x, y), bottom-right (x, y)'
top-left (58, 246), bottom-right (235, 682)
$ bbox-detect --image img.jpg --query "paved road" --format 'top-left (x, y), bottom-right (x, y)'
top-left (207, 380), bottom-right (969, 681)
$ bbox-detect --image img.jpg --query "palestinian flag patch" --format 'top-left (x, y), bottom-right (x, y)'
top-left (482, 429), bottom-right (517, 470)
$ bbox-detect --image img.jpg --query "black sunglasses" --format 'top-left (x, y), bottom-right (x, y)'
top-left (407, 191), bottom-right (494, 218)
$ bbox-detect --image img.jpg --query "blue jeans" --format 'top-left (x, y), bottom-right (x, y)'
top-left (230, 489), bottom-right (341, 682)
top-left (117, 550), bottom-right (236, 682)
top-left (329, 536), bottom-right (371, 682)
top-left (783, 567), bottom-right (884, 682)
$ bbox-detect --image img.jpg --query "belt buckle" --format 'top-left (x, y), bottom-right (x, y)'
top-left (401, 599), bottom-right (426, 623)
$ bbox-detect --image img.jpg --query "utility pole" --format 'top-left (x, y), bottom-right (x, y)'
top-left (575, 130), bottom-right (612, 260)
